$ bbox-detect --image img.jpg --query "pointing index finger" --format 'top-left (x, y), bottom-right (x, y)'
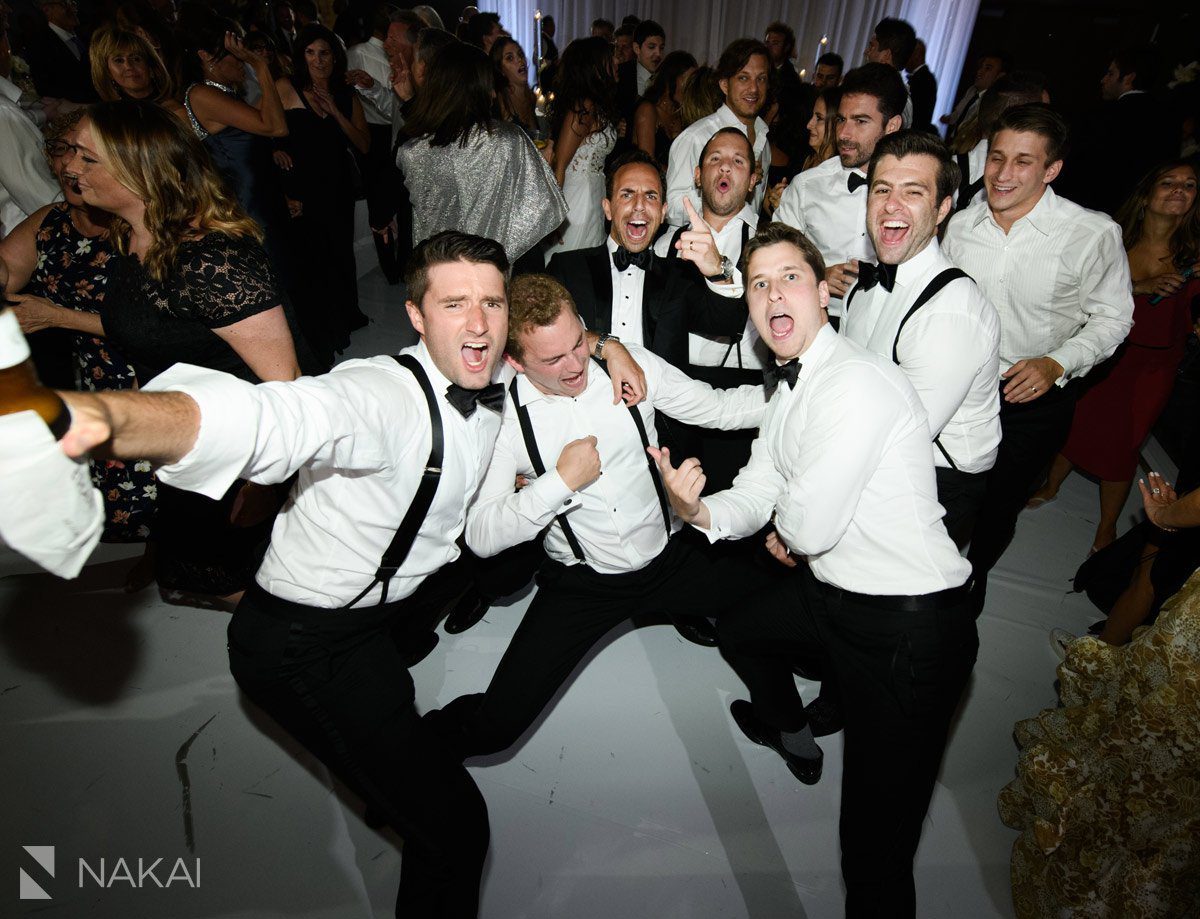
top-left (682, 197), bottom-right (710, 233)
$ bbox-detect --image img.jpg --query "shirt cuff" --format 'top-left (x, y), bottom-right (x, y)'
top-left (144, 364), bottom-right (260, 499)
top-left (1043, 347), bottom-right (1076, 385)
top-left (527, 468), bottom-right (580, 516)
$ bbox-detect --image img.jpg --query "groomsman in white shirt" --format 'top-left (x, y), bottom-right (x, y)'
top-left (656, 126), bottom-right (762, 490)
top-left (942, 104), bottom-right (1134, 614)
top-left (433, 273), bottom-right (767, 758)
top-left (775, 63), bottom-right (905, 321)
top-left (654, 222), bottom-right (977, 918)
top-left (845, 130), bottom-right (1001, 547)
top-left (53, 231), bottom-right (643, 919)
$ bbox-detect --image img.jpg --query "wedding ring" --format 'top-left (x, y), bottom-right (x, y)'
top-left (1153, 488), bottom-right (1162, 495)
top-left (1030, 385), bottom-right (1037, 392)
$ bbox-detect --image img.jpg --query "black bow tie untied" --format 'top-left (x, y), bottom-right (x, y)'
top-left (847, 172), bottom-right (868, 193)
top-left (445, 382), bottom-right (505, 419)
top-left (613, 246), bottom-right (653, 272)
top-left (855, 261), bottom-right (898, 294)
top-left (763, 358), bottom-right (800, 397)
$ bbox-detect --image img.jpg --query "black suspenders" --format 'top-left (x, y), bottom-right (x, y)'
top-left (955, 152), bottom-right (985, 211)
top-left (890, 268), bottom-right (969, 470)
top-left (344, 354), bottom-right (444, 608)
top-left (508, 358), bottom-right (672, 564)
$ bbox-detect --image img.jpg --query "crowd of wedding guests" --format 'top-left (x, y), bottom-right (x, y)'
top-left (2, 1), bottom-right (1200, 914)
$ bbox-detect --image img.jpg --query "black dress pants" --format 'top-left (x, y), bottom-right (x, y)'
top-left (441, 534), bottom-right (753, 758)
top-left (365, 123), bottom-right (403, 284)
top-left (718, 566), bottom-right (978, 919)
top-left (228, 582), bottom-right (489, 919)
top-left (967, 381), bottom-right (1078, 591)
top-left (935, 465), bottom-right (988, 551)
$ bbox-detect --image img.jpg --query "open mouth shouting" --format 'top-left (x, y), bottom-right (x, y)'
top-left (879, 219), bottom-right (910, 248)
top-left (626, 218), bottom-right (649, 244)
top-left (768, 308), bottom-right (795, 342)
top-left (461, 341), bottom-right (490, 373)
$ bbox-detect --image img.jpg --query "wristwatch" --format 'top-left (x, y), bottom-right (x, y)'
top-left (706, 255), bottom-right (734, 283)
top-left (594, 332), bottom-right (619, 360)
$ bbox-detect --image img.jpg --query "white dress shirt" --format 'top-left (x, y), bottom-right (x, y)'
top-left (653, 205), bottom-right (767, 369)
top-left (700, 324), bottom-right (971, 595)
top-left (842, 239), bottom-right (1002, 473)
top-left (0, 95), bottom-right (60, 239)
top-left (347, 37), bottom-right (393, 126)
top-left (607, 235), bottom-right (648, 345)
top-left (147, 342), bottom-right (503, 609)
top-left (466, 345), bottom-right (765, 573)
top-left (774, 155), bottom-right (875, 318)
top-left (666, 104), bottom-right (770, 226)
top-left (942, 186), bottom-right (1134, 383)
top-left (636, 62), bottom-right (652, 97)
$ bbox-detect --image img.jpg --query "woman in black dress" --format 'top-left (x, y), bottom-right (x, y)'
top-left (64, 101), bottom-right (301, 604)
top-left (275, 24), bottom-right (370, 357)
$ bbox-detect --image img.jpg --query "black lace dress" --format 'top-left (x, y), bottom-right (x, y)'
top-left (26, 204), bottom-right (156, 542)
top-left (103, 233), bottom-right (285, 595)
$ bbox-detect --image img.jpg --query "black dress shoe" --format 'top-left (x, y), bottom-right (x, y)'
top-left (729, 699), bottom-right (823, 785)
top-left (803, 693), bottom-right (844, 737)
top-left (671, 616), bottom-right (719, 647)
top-left (444, 590), bottom-right (490, 634)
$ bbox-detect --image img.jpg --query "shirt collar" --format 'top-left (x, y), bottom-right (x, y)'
top-left (513, 357), bottom-right (603, 406)
top-left (790, 323), bottom-right (838, 389)
top-left (892, 236), bottom-right (942, 287)
top-left (0, 74), bottom-right (22, 105)
top-left (973, 184), bottom-right (1056, 237)
top-left (715, 103), bottom-right (767, 141)
top-left (48, 22), bottom-right (77, 44)
top-left (368, 36), bottom-right (385, 50)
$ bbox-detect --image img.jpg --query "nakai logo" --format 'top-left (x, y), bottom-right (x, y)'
top-left (19, 847), bottom-right (201, 899)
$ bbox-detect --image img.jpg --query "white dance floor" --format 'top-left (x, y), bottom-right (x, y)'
top-left (0, 266), bottom-right (1151, 917)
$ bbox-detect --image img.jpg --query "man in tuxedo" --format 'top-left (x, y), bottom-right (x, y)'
top-left (1059, 46), bottom-right (1173, 215)
top-left (548, 151), bottom-right (746, 375)
top-left (25, 0), bottom-right (96, 104)
top-left (616, 19), bottom-right (665, 124)
top-left (905, 39), bottom-right (938, 133)
top-left (273, 1), bottom-right (297, 55)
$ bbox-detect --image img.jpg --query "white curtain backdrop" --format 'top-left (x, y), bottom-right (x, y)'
top-left (486, 0), bottom-right (981, 123)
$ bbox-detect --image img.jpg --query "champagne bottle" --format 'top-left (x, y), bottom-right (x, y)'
top-left (0, 306), bottom-right (70, 439)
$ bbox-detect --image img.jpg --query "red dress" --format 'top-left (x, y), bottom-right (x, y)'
top-left (1062, 277), bottom-right (1200, 481)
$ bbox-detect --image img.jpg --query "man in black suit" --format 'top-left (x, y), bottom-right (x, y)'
top-left (906, 39), bottom-right (938, 133)
top-left (1060, 46), bottom-right (1174, 215)
top-left (24, 0), bottom-right (96, 104)
top-left (547, 151), bottom-right (747, 376)
top-left (616, 19), bottom-right (665, 127)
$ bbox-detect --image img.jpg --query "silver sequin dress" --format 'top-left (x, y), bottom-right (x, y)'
top-left (396, 120), bottom-right (567, 262)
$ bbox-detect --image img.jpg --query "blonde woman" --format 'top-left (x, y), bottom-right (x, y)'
top-left (89, 26), bottom-right (175, 104)
top-left (64, 101), bottom-right (300, 601)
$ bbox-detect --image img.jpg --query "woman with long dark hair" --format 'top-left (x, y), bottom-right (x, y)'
top-left (490, 35), bottom-right (538, 136)
top-left (397, 41), bottom-right (565, 269)
top-left (632, 50), bottom-right (696, 168)
top-left (1030, 160), bottom-right (1200, 557)
top-left (543, 36), bottom-right (619, 261)
top-left (275, 23), bottom-right (370, 354)
top-left (63, 101), bottom-right (300, 601)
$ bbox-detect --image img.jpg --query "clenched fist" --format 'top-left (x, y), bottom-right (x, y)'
top-left (556, 435), bottom-right (602, 490)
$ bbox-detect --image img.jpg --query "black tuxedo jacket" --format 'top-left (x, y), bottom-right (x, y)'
top-left (25, 26), bottom-right (97, 103)
top-left (616, 59), bottom-right (640, 125)
top-left (547, 245), bottom-right (747, 371)
top-left (907, 65), bottom-right (938, 133)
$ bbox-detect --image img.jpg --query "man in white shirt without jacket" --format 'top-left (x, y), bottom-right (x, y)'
top-left (654, 223), bottom-right (977, 918)
top-left (432, 273), bottom-right (768, 758)
top-left (54, 232), bottom-right (642, 919)
top-left (655, 126), bottom-right (762, 491)
top-left (0, 91), bottom-right (60, 238)
top-left (943, 104), bottom-right (1134, 614)
top-left (666, 38), bottom-right (771, 225)
top-left (845, 130), bottom-right (1001, 547)
top-left (775, 63), bottom-right (905, 321)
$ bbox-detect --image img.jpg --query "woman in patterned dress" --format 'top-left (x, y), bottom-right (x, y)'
top-left (0, 116), bottom-right (158, 571)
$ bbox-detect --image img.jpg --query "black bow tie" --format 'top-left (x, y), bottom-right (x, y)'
top-left (445, 382), bottom-right (505, 419)
top-left (847, 172), bottom-right (868, 193)
top-left (763, 359), bottom-right (800, 397)
top-left (855, 261), bottom-right (898, 294)
top-left (613, 246), bottom-right (652, 272)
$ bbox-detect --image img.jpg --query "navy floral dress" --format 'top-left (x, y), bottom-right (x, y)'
top-left (27, 204), bottom-right (157, 542)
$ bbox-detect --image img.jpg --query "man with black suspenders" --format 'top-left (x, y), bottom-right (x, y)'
top-left (843, 130), bottom-right (1001, 549)
top-left (54, 232), bottom-right (644, 919)
top-left (433, 273), bottom-right (768, 761)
